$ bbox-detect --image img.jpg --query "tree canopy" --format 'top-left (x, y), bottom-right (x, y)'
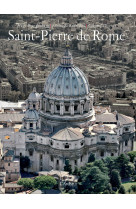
top-left (17, 178), bottom-right (34, 190)
top-left (78, 165), bottom-right (109, 194)
top-left (110, 169), bottom-right (121, 189)
top-left (33, 175), bottom-right (57, 191)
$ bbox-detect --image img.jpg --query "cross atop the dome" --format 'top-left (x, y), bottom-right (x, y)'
top-left (64, 44), bottom-right (71, 57)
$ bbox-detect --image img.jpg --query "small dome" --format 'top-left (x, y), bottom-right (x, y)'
top-left (25, 109), bottom-right (39, 120)
top-left (44, 48), bottom-right (90, 97)
top-left (28, 87), bottom-right (40, 100)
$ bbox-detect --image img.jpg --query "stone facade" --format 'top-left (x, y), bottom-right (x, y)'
top-left (0, 48), bottom-right (135, 173)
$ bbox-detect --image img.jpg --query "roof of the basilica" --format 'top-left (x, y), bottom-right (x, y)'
top-left (44, 48), bottom-right (90, 97)
top-left (51, 127), bottom-right (84, 141)
top-left (96, 111), bottom-right (135, 125)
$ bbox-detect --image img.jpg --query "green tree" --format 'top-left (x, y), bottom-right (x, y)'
top-left (127, 151), bottom-right (136, 163)
top-left (93, 160), bottom-right (108, 174)
top-left (20, 156), bottom-right (30, 172)
top-left (130, 185), bottom-right (136, 193)
top-left (17, 178), bottom-right (34, 190)
top-left (110, 169), bottom-right (121, 189)
top-left (104, 157), bottom-right (116, 176)
top-left (133, 175), bottom-right (136, 182)
top-left (73, 166), bottom-right (79, 175)
top-left (88, 153), bottom-right (95, 163)
top-left (116, 154), bottom-right (134, 178)
top-left (118, 185), bottom-right (126, 194)
top-left (34, 175), bottom-right (57, 191)
top-left (78, 166), bottom-right (109, 194)
top-left (64, 159), bottom-right (72, 174)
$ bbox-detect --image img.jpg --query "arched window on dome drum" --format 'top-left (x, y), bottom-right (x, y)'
top-left (74, 105), bottom-right (78, 111)
top-left (65, 105), bottom-right (69, 112)
top-left (30, 123), bottom-right (33, 128)
top-left (56, 105), bottom-right (60, 111)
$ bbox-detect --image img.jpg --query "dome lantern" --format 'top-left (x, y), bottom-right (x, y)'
top-left (60, 45), bottom-right (73, 67)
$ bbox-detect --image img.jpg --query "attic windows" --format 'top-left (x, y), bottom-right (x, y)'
top-left (65, 143), bottom-right (69, 149)
top-left (124, 127), bottom-right (129, 132)
top-left (100, 136), bottom-right (105, 141)
top-left (81, 141), bottom-right (84, 146)
top-left (50, 141), bottom-right (53, 146)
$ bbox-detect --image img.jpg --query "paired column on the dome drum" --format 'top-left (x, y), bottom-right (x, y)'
top-left (44, 98), bottom-right (47, 112)
top-left (70, 101), bottom-right (74, 116)
top-left (40, 99), bottom-right (42, 110)
top-left (90, 94), bottom-right (94, 109)
top-left (60, 102), bottom-right (64, 115)
top-left (33, 122), bottom-right (36, 129)
top-left (26, 122), bottom-right (29, 130)
top-left (50, 100), bottom-right (55, 115)
top-left (80, 100), bottom-right (84, 115)
top-left (86, 99), bottom-right (90, 111)
top-left (29, 102), bottom-right (33, 109)
top-left (38, 120), bottom-right (41, 129)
